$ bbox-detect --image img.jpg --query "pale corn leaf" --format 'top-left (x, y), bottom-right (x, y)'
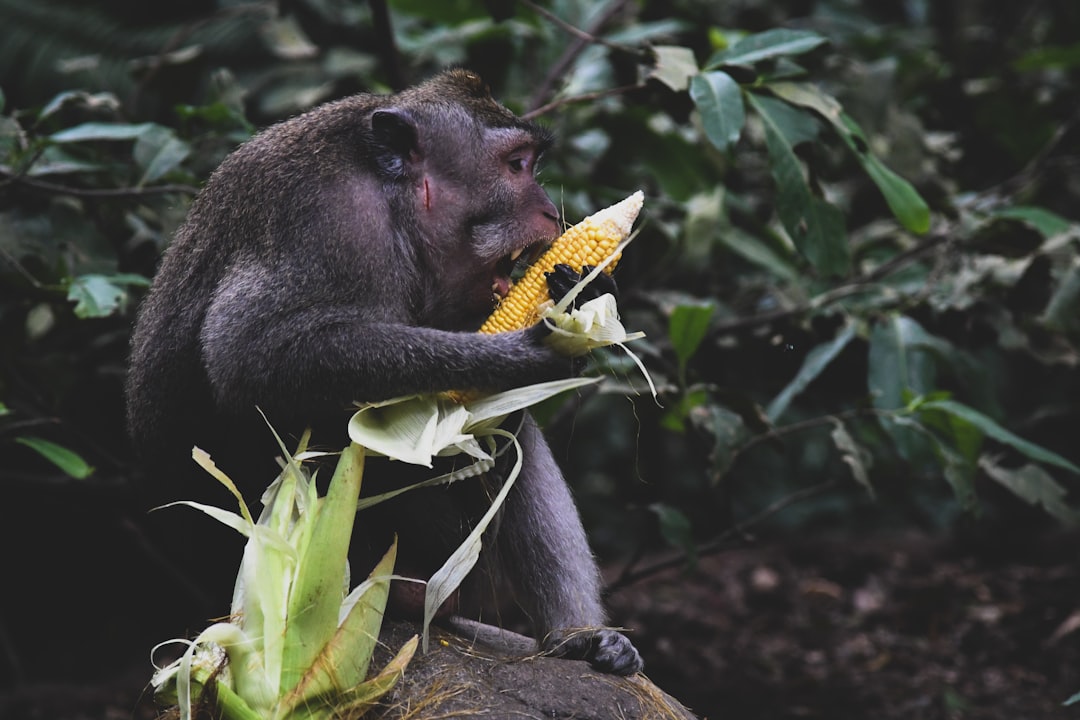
top-left (281, 444), bottom-right (366, 695)
top-left (544, 294), bottom-right (645, 356)
top-left (350, 379), bottom-right (599, 468)
top-left (347, 395), bottom-right (449, 466)
top-left (192, 447), bottom-right (253, 525)
top-left (158, 500), bottom-right (253, 539)
top-left (422, 429), bottom-right (524, 653)
top-left (356, 454), bottom-right (496, 510)
top-left (465, 376), bottom-right (601, 426)
top-left (330, 635), bottom-right (418, 715)
top-left (283, 539), bottom-right (398, 707)
top-left (154, 622), bottom-right (259, 720)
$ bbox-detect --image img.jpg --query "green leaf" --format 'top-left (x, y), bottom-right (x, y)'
top-left (868, 315), bottom-right (940, 411)
top-left (766, 320), bottom-right (856, 422)
top-left (49, 121), bottom-right (156, 143)
top-left (1014, 43), bottom-right (1080, 71)
top-left (717, 225), bottom-right (801, 283)
top-left (993, 206), bottom-right (1072, 237)
top-left (766, 81), bottom-right (843, 119)
top-left (689, 71), bottom-right (746, 151)
top-left (1041, 261), bottom-right (1080, 333)
top-left (868, 316), bottom-right (942, 464)
top-left (837, 113), bottom-right (930, 234)
top-left (38, 91), bottom-right (119, 121)
top-left (689, 403), bottom-right (746, 483)
top-left (830, 418), bottom-right (874, 498)
top-left (649, 503), bottom-right (697, 567)
top-left (768, 82), bottom-right (930, 234)
top-left (134, 125), bottom-right (192, 184)
top-left (15, 436), bottom-right (93, 479)
top-left (889, 414), bottom-right (979, 511)
top-left (668, 301), bottom-right (716, 375)
top-left (661, 388), bottom-right (708, 432)
top-left (979, 457), bottom-right (1080, 525)
top-left (651, 45), bottom-right (699, 91)
top-left (919, 399), bottom-right (1080, 475)
top-left (705, 28), bottom-right (827, 69)
top-left (67, 273), bottom-right (149, 318)
top-left (748, 92), bottom-right (849, 276)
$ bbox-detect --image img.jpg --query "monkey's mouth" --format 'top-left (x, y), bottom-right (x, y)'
top-left (491, 241), bottom-right (548, 300)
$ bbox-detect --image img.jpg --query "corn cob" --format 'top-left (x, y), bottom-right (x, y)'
top-left (478, 190), bottom-right (644, 334)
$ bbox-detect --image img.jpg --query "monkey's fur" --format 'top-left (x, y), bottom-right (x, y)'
top-left (126, 70), bottom-right (642, 675)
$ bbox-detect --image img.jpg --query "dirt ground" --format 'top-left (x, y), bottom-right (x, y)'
top-left (608, 530), bottom-right (1080, 720)
top-left (1, 529), bottom-right (1077, 719)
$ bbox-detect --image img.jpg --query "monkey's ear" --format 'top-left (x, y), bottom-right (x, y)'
top-left (371, 108), bottom-right (419, 178)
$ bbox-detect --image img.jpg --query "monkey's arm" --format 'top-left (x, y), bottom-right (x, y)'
top-left (497, 414), bottom-right (643, 676)
top-left (199, 274), bottom-right (574, 418)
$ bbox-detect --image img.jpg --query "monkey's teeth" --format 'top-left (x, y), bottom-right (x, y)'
top-left (492, 276), bottom-right (512, 298)
top-left (509, 247), bottom-right (524, 262)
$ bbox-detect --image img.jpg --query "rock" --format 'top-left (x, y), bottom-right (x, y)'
top-left (369, 619), bottom-right (698, 719)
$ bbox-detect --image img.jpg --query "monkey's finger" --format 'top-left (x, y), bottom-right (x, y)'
top-left (579, 265), bottom-right (619, 304)
top-left (544, 263), bottom-right (581, 303)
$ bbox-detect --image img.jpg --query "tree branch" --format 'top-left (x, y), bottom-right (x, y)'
top-left (522, 0), bottom-right (639, 113)
top-left (0, 171), bottom-right (198, 198)
top-left (606, 479), bottom-right (839, 594)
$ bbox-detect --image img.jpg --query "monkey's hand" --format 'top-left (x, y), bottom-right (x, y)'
top-left (520, 322), bottom-right (590, 375)
top-left (544, 264), bottom-right (619, 309)
top-left (543, 628), bottom-right (643, 676)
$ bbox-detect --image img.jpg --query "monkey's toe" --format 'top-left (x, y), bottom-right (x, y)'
top-left (590, 629), bottom-right (643, 676)
top-left (543, 628), bottom-right (643, 676)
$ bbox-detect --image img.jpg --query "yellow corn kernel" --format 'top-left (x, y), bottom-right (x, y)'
top-left (479, 191), bottom-right (643, 334)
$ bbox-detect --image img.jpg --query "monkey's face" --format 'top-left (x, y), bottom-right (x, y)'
top-left (417, 122), bottom-right (561, 328)
top-left (481, 133), bottom-right (560, 300)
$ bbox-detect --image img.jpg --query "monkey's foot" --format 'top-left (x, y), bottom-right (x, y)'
top-left (544, 628), bottom-right (644, 676)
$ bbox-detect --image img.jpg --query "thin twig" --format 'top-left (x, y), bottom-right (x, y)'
top-left (131, 3), bottom-right (272, 111)
top-left (973, 107), bottom-right (1080, 205)
top-left (730, 407), bottom-right (890, 462)
top-left (522, 0), bottom-right (638, 113)
top-left (522, 84), bottom-right (641, 121)
top-left (0, 171), bottom-right (198, 198)
top-left (607, 479), bottom-right (839, 593)
top-left (608, 406), bottom-right (894, 593)
top-left (707, 228), bottom-right (950, 337)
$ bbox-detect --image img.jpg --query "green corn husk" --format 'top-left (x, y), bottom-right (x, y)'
top-left (151, 439), bottom-right (416, 720)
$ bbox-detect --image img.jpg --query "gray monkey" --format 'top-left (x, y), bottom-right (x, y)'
top-left (126, 69), bottom-right (641, 675)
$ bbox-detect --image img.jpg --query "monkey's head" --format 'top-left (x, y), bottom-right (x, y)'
top-left (369, 70), bottom-right (562, 329)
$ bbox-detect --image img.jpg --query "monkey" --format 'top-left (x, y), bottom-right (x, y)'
top-left (125, 69), bottom-right (642, 676)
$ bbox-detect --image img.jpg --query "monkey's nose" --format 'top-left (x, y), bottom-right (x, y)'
top-left (543, 200), bottom-right (559, 223)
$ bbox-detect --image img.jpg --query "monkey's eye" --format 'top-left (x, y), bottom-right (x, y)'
top-left (508, 156), bottom-right (529, 174)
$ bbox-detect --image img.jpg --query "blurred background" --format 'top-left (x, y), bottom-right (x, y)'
top-left (1, 1), bottom-right (1078, 718)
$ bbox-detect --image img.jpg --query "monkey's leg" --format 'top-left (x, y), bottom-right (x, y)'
top-left (497, 413), bottom-right (643, 675)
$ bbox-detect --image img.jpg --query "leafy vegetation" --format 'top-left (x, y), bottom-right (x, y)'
top-left (2, 0), bottom-right (1079, 640)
